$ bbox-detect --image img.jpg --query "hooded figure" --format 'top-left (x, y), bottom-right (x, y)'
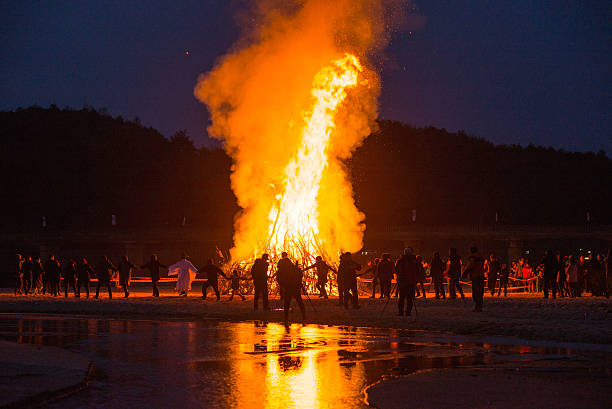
top-left (167, 254), bottom-right (198, 296)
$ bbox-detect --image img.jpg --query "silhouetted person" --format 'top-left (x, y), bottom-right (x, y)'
top-left (14, 254), bottom-right (24, 295)
top-left (377, 254), bottom-right (394, 298)
top-left (44, 255), bottom-right (62, 297)
top-left (540, 249), bottom-right (558, 298)
top-left (63, 259), bottom-right (78, 297)
top-left (430, 252), bottom-right (445, 299)
top-left (31, 257), bottom-right (44, 295)
top-left (364, 258), bottom-right (380, 298)
top-left (77, 258), bottom-right (92, 298)
top-left (276, 252), bottom-right (294, 302)
top-left (497, 264), bottom-right (509, 296)
top-left (556, 253), bottom-right (568, 297)
top-left (200, 259), bottom-right (228, 300)
top-left (141, 254), bottom-right (166, 297)
top-left (566, 255), bottom-right (580, 297)
top-left (117, 255), bottom-right (136, 298)
top-left (605, 249), bottom-right (611, 299)
top-left (447, 248), bottom-right (464, 299)
top-left (251, 253), bottom-right (270, 310)
top-left (22, 256), bottom-right (33, 295)
top-left (95, 256), bottom-right (116, 299)
top-left (338, 252), bottom-right (361, 309)
top-left (395, 248), bottom-right (419, 316)
top-left (278, 260), bottom-right (306, 322)
top-left (228, 269), bottom-right (246, 301)
top-left (303, 256), bottom-right (336, 299)
top-left (485, 253), bottom-right (501, 296)
top-left (462, 247), bottom-right (486, 312)
top-left (415, 255), bottom-right (427, 298)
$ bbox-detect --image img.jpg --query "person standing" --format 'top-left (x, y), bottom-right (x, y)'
top-left (44, 255), bottom-right (62, 297)
top-left (365, 258), bottom-right (380, 299)
top-left (604, 249), bottom-right (611, 299)
top-left (430, 252), bottom-right (446, 299)
top-left (167, 254), bottom-right (198, 296)
top-left (14, 254), bottom-right (24, 295)
top-left (278, 260), bottom-right (306, 322)
top-left (276, 252), bottom-right (294, 302)
top-left (63, 259), bottom-right (78, 298)
top-left (303, 256), bottom-right (336, 299)
top-left (95, 256), bottom-right (116, 299)
top-left (556, 253), bottom-right (568, 297)
top-left (447, 248), bottom-right (465, 299)
top-left (77, 258), bottom-right (93, 298)
top-left (497, 263), bottom-right (509, 296)
top-left (141, 254), bottom-right (166, 297)
top-left (566, 255), bottom-right (580, 297)
top-left (395, 248), bottom-right (419, 316)
top-left (485, 253), bottom-right (501, 297)
top-left (338, 252), bottom-right (361, 309)
top-left (462, 247), bottom-right (486, 312)
top-left (377, 254), bottom-right (395, 299)
top-left (22, 256), bottom-right (33, 295)
top-left (228, 269), bottom-right (246, 301)
top-left (31, 257), bottom-right (44, 295)
top-left (251, 253), bottom-right (270, 310)
top-left (539, 250), bottom-right (558, 298)
top-left (415, 255), bottom-right (427, 298)
top-left (199, 259), bottom-right (228, 300)
top-left (117, 255), bottom-right (136, 298)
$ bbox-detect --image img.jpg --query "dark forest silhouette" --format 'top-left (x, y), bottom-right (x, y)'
top-left (1, 106), bottom-right (610, 231)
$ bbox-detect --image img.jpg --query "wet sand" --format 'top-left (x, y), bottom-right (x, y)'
top-left (1, 287), bottom-right (610, 345)
top-left (0, 340), bottom-right (92, 407)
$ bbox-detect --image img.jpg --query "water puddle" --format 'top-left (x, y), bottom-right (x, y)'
top-left (0, 314), bottom-right (606, 408)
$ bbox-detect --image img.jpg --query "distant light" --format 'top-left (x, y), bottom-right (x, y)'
top-left (185, 50), bottom-right (190, 56)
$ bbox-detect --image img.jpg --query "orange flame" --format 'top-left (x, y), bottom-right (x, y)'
top-left (194, 1), bottom-right (398, 264)
top-left (266, 53), bottom-right (364, 260)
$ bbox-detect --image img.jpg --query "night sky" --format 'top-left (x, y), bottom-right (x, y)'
top-left (2, 1), bottom-right (610, 154)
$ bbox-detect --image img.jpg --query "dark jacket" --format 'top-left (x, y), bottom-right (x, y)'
top-left (276, 258), bottom-right (294, 286)
top-left (141, 260), bottom-right (165, 281)
top-left (395, 254), bottom-right (418, 286)
top-left (430, 257), bottom-right (445, 281)
top-left (377, 259), bottom-right (395, 281)
top-left (447, 254), bottom-right (462, 278)
top-left (338, 257), bottom-right (361, 286)
top-left (63, 264), bottom-right (78, 281)
top-left (118, 260), bottom-right (136, 283)
top-left (15, 257), bottom-right (24, 277)
top-left (251, 258), bottom-right (269, 284)
top-left (44, 260), bottom-right (62, 280)
top-left (97, 259), bottom-right (116, 281)
top-left (78, 263), bottom-right (92, 282)
top-left (278, 262), bottom-right (302, 289)
top-left (199, 263), bottom-right (226, 282)
top-left (462, 254), bottom-right (485, 280)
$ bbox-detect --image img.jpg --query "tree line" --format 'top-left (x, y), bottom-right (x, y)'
top-left (1, 106), bottom-right (610, 231)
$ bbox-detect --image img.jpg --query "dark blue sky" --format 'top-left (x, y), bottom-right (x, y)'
top-left (2, 1), bottom-right (610, 153)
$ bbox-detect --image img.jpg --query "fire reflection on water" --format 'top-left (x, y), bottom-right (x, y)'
top-left (0, 315), bottom-right (577, 409)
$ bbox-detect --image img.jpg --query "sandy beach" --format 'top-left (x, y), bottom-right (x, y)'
top-left (1, 286), bottom-right (610, 345)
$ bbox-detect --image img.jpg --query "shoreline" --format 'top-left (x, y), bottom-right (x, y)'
top-left (1, 289), bottom-right (610, 345)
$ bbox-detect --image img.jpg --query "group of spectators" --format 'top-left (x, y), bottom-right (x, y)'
top-left (517, 250), bottom-right (611, 298)
top-left (12, 253), bottom-right (165, 299)
top-left (10, 246), bottom-right (611, 318)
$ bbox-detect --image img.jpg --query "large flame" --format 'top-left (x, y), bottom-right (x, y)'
top-left (194, 1), bottom-right (400, 264)
top-left (266, 53), bottom-right (364, 260)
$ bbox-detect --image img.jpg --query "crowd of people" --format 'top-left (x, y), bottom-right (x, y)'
top-left (10, 246), bottom-right (612, 321)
